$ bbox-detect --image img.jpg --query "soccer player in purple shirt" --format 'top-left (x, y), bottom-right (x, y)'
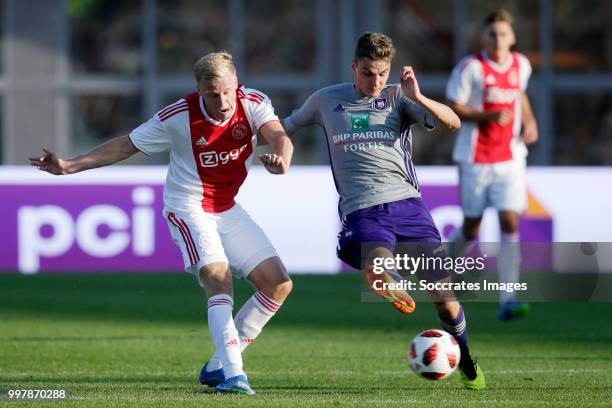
top-left (283, 32), bottom-right (485, 389)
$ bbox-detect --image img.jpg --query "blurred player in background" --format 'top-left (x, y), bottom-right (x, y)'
top-left (446, 9), bottom-right (538, 320)
top-left (30, 51), bottom-right (293, 395)
top-left (283, 32), bottom-right (485, 389)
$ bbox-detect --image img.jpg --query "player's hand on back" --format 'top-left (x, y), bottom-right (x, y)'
top-left (258, 154), bottom-right (288, 175)
top-left (400, 66), bottom-right (422, 102)
top-left (29, 148), bottom-right (70, 175)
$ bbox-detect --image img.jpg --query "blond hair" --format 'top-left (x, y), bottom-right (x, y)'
top-left (354, 32), bottom-right (395, 62)
top-left (484, 9), bottom-right (514, 26)
top-left (194, 51), bottom-right (236, 83)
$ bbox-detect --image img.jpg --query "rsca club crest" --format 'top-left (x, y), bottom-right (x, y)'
top-left (372, 97), bottom-right (389, 110)
top-left (231, 123), bottom-right (248, 140)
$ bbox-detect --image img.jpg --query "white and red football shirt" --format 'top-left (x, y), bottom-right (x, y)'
top-left (129, 86), bottom-right (278, 213)
top-left (446, 51), bottom-right (532, 164)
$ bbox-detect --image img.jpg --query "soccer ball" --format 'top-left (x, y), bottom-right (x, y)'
top-left (408, 329), bottom-right (460, 380)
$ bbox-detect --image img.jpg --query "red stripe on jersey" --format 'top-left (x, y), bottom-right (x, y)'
top-left (184, 92), bottom-right (254, 213)
top-left (250, 90), bottom-right (265, 100)
top-left (168, 212), bottom-right (197, 265)
top-left (237, 87), bottom-right (263, 98)
top-left (473, 52), bottom-right (520, 163)
top-left (239, 95), bottom-right (263, 105)
top-left (159, 106), bottom-right (188, 121)
top-left (238, 89), bottom-right (264, 103)
top-left (159, 101), bottom-right (187, 117)
top-left (175, 216), bottom-right (200, 263)
top-left (237, 91), bottom-right (261, 102)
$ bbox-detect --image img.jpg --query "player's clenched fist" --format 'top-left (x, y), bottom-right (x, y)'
top-left (29, 148), bottom-right (70, 175)
top-left (521, 120), bottom-right (538, 145)
top-left (400, 66), bottom-right (422, 101)
top-left (258, 154), bottom-right (288, 175)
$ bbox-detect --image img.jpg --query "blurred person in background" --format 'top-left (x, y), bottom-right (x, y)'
top-left (446, 9), bottom-right (538, 320)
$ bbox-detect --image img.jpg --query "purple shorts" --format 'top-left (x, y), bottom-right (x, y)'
top-left (337, 197), bottom-right (445, 278)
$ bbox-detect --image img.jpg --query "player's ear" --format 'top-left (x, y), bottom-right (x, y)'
top-left (480, 27), bottom-right (489, 45)
top-left (351, 59), bottom-right (358, 73)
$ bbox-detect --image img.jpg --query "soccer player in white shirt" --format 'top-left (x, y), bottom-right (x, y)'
top-left (30, 52), bottom-right (293, 395)
top-left (446, 10), bottom-right (538, 320)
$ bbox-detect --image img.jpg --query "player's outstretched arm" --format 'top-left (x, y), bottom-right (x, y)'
top-left (29, 135), bottom-right (139, 175)
top-left (401, 66), bottom-right (461, 131)
top-left (520, 93), bottom-right (538, 145)
top-left (448, 100), bottom-right (513, 126)
top-left (258, 120), bottom-right (294, 175)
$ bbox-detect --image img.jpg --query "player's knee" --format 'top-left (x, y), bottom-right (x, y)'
top-left (199, 263), bottom-right (232, 295)
top-left (499, 218), bottom-right (519, 233)
top-left (462, 222), bottom-right (480, 241)
top-left (273, 278), bottom-right (293, 303)
top-left (434, 300), bottom-right (460, 319)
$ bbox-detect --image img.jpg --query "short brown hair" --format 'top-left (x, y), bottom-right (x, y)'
top-left (194, 51), bottom-right (236, 83)
top-left (354, 32), bottom-right (395, 62)
top-left (484, 9), bottom-right (514, 26)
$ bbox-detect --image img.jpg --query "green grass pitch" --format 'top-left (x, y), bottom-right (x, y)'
top-left (0, 273), bottom-right (611, 407)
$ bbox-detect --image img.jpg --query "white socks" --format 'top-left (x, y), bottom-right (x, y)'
top-left (206, 294), bottom-right (244, 378)
top-left (207, 291), bottom-right (281, 373)
top-left (498, 232), bottom-right (521, 303)
top-left (451, 227), bottom-right (521, 303)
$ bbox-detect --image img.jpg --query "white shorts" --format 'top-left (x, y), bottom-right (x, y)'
top-left (164, 203), bottom-right (278, 279)
top-left (459, 159), bottom-right (527, 218)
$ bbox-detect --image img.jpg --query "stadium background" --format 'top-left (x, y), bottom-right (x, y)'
top-left (1, 1), bottom-right (611, 406)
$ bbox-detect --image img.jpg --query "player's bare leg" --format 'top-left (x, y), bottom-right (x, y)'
top-left (497, 210), bottom-right (529, 320)
top-left (199, 262), bottom-right (234, 297)
top-left (363, 247), bottom-right (416, 314)
top-left (247, 256), bottom-right (293, 303)
top-left (462, 217), bottom-right (482, 241)
top-left (449, 216), bottom-right (481, 257)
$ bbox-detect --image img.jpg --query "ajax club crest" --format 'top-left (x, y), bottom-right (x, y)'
top-left (231, 123), bottom-right (248, 140)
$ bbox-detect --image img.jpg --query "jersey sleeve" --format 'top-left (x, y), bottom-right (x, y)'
top-left (283, 90), bottom-right (321, 135)
top-left (129, 115), bottom-right (171, 155)
top-left (243, 89), bottom-right (280, 131)
top-left (446, 57), bottom-right (479, 104)
top-left (397, 86), bottom-right (436, 131)
top-left (516, 53), bottom-right (533, 92)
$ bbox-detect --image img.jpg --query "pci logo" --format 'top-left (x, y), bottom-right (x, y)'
top-left (16, 187), bottom-right (158, 274)
top-left (199, 144), bottom-right (248, 168)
